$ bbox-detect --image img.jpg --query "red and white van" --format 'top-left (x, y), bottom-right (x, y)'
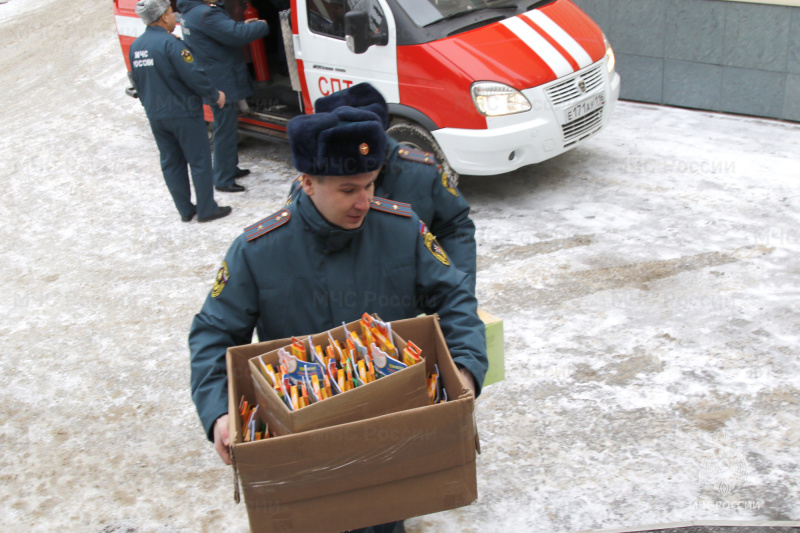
top-left (114, 0), bottom-right (620, 180)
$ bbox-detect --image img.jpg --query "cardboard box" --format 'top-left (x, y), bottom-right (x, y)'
top-left (248, 318), bottom-right (429, 436)
top-left (227, 315), bottom-right (479, 533)
top-left (478, 308), bottom-right (505, 387)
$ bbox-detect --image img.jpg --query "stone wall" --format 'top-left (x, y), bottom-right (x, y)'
top-left (572, 0), bottom-right (800, 121)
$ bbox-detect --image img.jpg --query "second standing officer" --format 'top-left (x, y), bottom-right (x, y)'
top-left (177, 0), bottom-right (270, 193)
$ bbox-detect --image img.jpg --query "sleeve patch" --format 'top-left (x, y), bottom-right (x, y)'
top-left (211, 261), bottom-right (229, 298)
top-left (424, 231), bottom-right (450, 266)
top-left (244, 209), bottom-right (291, 241)
top-left (370, 196), bottom-right (413, 217)
top-left (181, 49), bottom-right (194, 63)
top-left (440, 167), bottom-right (459, 197)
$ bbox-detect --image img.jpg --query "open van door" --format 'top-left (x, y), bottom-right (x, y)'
top-left (294, 0), bottom-right (400, 109)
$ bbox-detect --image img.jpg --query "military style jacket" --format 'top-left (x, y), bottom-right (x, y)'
top-left (177, 0), bottom-right (269, 102)
top-left (129, 26), bottom-right (220, 120)
top-left (189, 192), bottom-right (487, 440)
top-left (288, 137), bottom-right (477, 292)
top-left (379, 137), bottom-right (476, 291)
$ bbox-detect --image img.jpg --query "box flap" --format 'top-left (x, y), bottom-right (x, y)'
top-left (390, 315), bottom-right (467, 400)
top-left (228, 336), bottom-right (294, 440)
top-left (228, 337), bottom-right (293, 502)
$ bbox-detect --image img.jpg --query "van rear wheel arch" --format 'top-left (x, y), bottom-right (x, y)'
top-left (386, 120), bottom-right (459, 185)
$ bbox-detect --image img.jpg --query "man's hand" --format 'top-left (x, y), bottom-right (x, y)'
top-left (217, 90), bottom-right (226, 108)
top-left (245, 18), bottom-right (265, 24)
top-left (459, 367), bottom-right (476, 397)
top-left (213, 414), bottom-right (231, 465)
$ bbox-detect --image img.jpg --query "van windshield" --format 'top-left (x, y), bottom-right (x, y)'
top-left (394, 0), bottom-right (521, 27)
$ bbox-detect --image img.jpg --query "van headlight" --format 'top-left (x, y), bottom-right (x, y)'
top-left (604, 35), bottom-right (616, 73)
top-left (471, 82), bottom-right (531, 117)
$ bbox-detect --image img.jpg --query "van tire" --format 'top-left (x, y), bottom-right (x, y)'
top-left (387, 121), bottom-right (459, 185)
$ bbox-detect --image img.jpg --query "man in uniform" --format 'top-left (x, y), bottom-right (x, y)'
top-left (177, 0), bottom-right (270, 193)
top-left (189, 107), bottom-right (487, 471)
top-left (288, 83), bottom-right (477, 292)
top-left (130, 0), bottom-right (232, 222)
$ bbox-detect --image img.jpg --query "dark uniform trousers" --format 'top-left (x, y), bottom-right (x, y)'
top-left (347, 522), bottom-right (401, 533)
top-left (210, 102), bottom-right (240, 188)
top-left (149, 116), bottom-right (217, 219)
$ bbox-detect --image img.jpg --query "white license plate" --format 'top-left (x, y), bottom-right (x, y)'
top-left (563, 93), bottom-right (605, 123)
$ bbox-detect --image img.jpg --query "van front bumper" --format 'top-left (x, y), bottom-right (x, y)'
top-left (433, 70), bottom-right (620, 176)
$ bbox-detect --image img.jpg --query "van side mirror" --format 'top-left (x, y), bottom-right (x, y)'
top-left (345, 11), bottom-right (388, 54)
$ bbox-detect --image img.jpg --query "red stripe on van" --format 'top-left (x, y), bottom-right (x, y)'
top-left (519, 16), bottom-right (581, 72)
top-left (540, 0), bottom-right (606, 62)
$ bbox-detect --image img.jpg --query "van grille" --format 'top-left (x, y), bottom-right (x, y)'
top-left (545, 63), bottom-right (605, 106)
top-left (563, 108), bottom-right (604, 146)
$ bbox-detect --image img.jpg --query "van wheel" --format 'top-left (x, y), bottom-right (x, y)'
top-left (387, 121), bottom-right (459, 185)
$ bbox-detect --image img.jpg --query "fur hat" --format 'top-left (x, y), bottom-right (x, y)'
top-left (314, 83), bottom-right (389, 130)
top-left (288, 106), bottom-right (387, 176)
top-left (136, 0), bottom-right (170, 25)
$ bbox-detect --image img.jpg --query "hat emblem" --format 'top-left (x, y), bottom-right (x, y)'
top-left (359, 143), bottom-right (369, 155)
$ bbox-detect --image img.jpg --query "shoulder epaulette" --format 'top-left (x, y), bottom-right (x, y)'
top-left (396, 146), bottom-right (437, 165)
top-left (244, 209), bottom-right (291, 241)
top-left (370, 196), bottom-right (413, 217)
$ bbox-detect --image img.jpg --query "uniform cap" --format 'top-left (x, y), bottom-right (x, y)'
top-left (288, 106), bottom-right (387, 176)
top-left (136, 0), bottom-right (170, 25)
top-left (314, 83), bottom-right (389, 130)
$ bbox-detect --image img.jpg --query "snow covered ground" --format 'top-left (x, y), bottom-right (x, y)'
top-left (1, 0), bottom-right (798, 531)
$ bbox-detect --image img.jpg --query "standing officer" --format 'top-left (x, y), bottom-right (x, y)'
top-left (288, 83), bottom-right (477, 293)
top-left (130, 0), bottom-right (232, 222)
top-left (177, 0), bottom-right (270, 193)
top-left (189, 106), bottom-right (487, 470)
